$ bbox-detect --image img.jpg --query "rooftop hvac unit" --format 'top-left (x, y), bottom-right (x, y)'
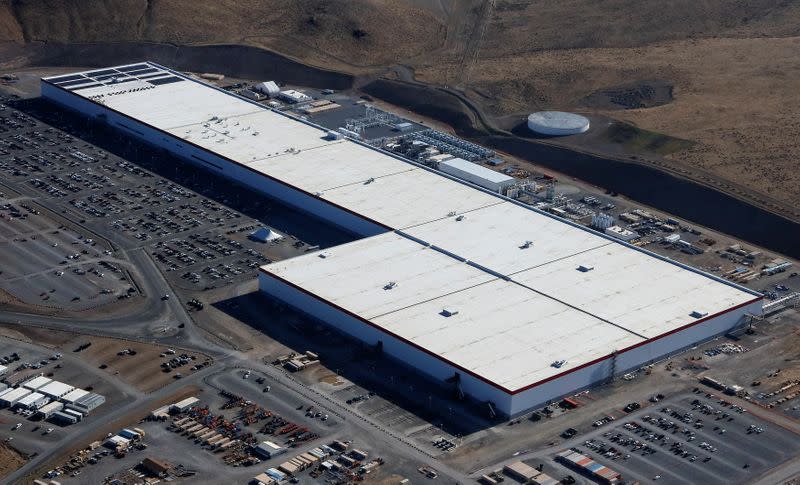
top-left (440, 308), bottom-right (459, 317)
top-left (690, 310), bottom-right (708, 318)
top-left (577, 265), bottom-right (594, 272)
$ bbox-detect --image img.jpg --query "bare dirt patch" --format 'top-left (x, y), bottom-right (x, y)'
top-left (0, 442), bottom-right (27, 480)
top-left (0, 325), bottom-right (211, 393)
top-left (68, 336), bottom-right (211, 393)
top-left (580, 80), bottom-right (674, 111)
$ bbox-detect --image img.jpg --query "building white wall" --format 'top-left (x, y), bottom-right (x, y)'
top-left (41, 82), bottom-right (386, 239)
top-left (507, 298), bottom-right (760, 415)
top-left (262, 267), bottom-right (758, 417)
top-left (259, 271), bottom-right (513, 413)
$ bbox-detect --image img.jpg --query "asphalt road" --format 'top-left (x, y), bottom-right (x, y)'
top-left (0, 244), bottom-right (470, 484)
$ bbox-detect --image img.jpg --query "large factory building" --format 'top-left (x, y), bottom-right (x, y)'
top-left (41, 63), bottom-right (763, 417)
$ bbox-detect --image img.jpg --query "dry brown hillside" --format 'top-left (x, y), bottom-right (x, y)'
top-left (1, 0), bottom-right (799, 213)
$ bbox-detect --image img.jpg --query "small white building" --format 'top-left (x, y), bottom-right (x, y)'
top-left (36, 400), bottom-right (64, 419)
top-left (68, 393), bottom-right (105, 414)
top-left (104, 435), bottom-right (131, 450)
top-left (16, 391), bottom-right (49, 410)
top-left (249, 227), bottom-right (283, 243)
top-left (605, 225), bottom-right (640, 242)
top-left (438, 158), bottom-right (515, 193)
top-left (0, 387), bottom-right (31, 407)
top-left (254, 440), bottom-right (287, 459)
top-left (428, 153), bottom-right (454, 164)
top-left (170, 396), bottom-right (199, 413)
top-left (0, 364), bottom-right (7, 377)
top-left (278, 90), bottom-right (311, 104)
top-left (38, 381), bottom-right (75, 400)
top-left (60, 388), bottom-right (89, 404)
top-left (22, 376), bottom-right (52, 391)
top-left (254, 81), bottom-right (280, 97)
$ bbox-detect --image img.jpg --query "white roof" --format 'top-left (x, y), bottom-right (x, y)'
top-left (60, 388), bottom-right (89, 403)
top-left (106, 435), bottom-right (130, 445)
top-left (264, 227), bottom-right (757, 391)
top-left (258, 441), bottom-right (284, 451)
top-left (38, 401), bottom-right (64, 413)
top-left (38, 381), bottom-right (75, 398)
top-left (0, 364), bottom-right (7, 374)
top-left (172, 396), bottom-right (199, 408)
top-left (373, 279), bottom-right (642, 389)
top-left (510, 244), bottom-right (753, 338)
top-left (439, 158), bottom-right (514, 185)
top-left (22, 376), bottom-right (52, 390)
top-left (0, 387), bottom-right (26, 401)
top-left (17, 391), bottom-right (46, 406)
top-left (403, 202), bottom-right (611, 275)
top-left (44, 64), bottom-right (760, 393)
top-left (267, 234), bottom-right (496, 319)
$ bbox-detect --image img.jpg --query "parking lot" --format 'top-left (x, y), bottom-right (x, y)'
top-left (554, 392), bottom-right (800, 484)
top-left (0, 94), bottom-right (355, 312)
top-left (0, 186), bottom-right (134, 311)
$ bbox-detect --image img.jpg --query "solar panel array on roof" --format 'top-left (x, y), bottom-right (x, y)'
top-left (84, 69), bottom-right (118, 77)
top-left (50, 74), bottom-right (85, 83)
top-left (55, 78), bottom-right (91, 87)
top-left (94, 73), bottom-right (125, 82)
top-left (134, 73), bottom-right (166, 81)
top-left (148, 76), bottom-right (184, 86)
top-left (116, 63), bottom-right (150, 72)
top-left (71, 83), bottom-right (102, 91)
top-left (127, 67), bottom-right (159, 76)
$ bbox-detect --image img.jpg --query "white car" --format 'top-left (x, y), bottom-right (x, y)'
top-left (45, 428), bottom-right (54, 434)
top-left (12, 423), bottom-right (21, 430)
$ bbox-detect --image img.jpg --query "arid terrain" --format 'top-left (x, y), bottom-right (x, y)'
top-left (0, 0), bottom-right (799, 218)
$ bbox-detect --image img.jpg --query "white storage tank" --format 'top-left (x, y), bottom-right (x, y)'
top-left (527, 111), bottom-right (590, 136)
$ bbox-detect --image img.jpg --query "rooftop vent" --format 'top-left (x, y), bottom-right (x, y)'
top-left (520, 241), bottom-right (533, 249)
top-left (318, 252), bottom-right (330, 259)
top-left (551, 360), bottom-right (566, 368)
top-left (690, 310), bottom-right (708, 319)
top-left (364, 177), bottom-right (375, 185)
top-left (447, 211), bottom-right (457, 217)
top-left (383, 281), bottom-right (398, 290)
top-left (576, 265), bottom-right (594, 272)
top-left (440, 308), bottom-right (459, 317)
top-left (455, 215), bottom-right (465, 222)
